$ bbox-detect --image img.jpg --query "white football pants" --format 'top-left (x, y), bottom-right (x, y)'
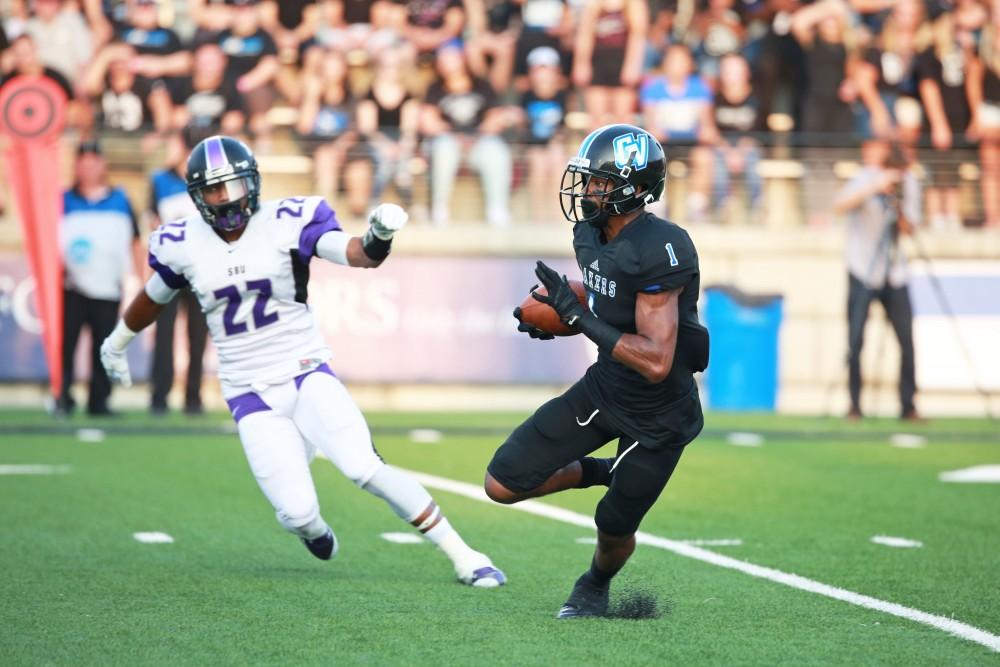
top-left (223, 368), bottom-right (421, 538)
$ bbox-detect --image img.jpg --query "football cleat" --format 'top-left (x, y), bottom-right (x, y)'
top-left (556, 574), bottom-right (609, 619)
top-left (464, 566), bottom-right (507, 588)
top-left (456, 553), bottom-right (507, 588)
top-left (301, 529), bottom-right (338, 561)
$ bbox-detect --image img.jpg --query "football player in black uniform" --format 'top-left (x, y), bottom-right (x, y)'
top-left (485, 123), bottom-right (709, 618)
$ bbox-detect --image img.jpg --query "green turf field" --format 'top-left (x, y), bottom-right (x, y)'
top-left (1, 410), bottom-right (998, 665)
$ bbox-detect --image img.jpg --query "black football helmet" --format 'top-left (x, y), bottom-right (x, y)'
top-left (185, 135), bottom-right (261, 232)
top-left (560, 124), bottom-right (666, 227)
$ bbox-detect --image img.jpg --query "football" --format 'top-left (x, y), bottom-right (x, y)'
top-left (517, 280), bottom-right (588, 337)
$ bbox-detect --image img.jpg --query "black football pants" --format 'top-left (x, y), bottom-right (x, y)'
top-left (60, 288), bottom-right (119, 414)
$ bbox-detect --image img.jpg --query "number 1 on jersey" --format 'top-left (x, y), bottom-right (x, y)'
top-left (214, 279), bottom-right (280, 336)
top-left (665, 242), bottom-right (679, 267)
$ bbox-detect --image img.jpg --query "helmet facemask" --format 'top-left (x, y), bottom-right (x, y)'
top-left (560, 158), bottom-right (647, 229)
top-left (190, 173), bottom-right (259, 232)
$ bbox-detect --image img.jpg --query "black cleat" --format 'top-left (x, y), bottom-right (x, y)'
top-left (556, 573), bottom-right (609, 619)
top-left (301, 529), bottom-right (338, 560)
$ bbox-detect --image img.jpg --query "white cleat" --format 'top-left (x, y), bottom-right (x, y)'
top-left (456, 554), bottom-right (507, 588)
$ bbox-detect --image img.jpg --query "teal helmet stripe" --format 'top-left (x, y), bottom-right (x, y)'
top-left (577, 125), bottom-right (610, 159)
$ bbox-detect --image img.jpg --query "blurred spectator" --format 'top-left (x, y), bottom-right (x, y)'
top-left (951, 0), bottom-right (988, 37)
top-left (399, 0), bottom-right (466, 55)
top-left (169, 42), bottom-right (246, 135)
top-left (833, 139), bottom-right (921, 421)
top-left (81, 43), bottom-right (173, 144)
top-left (512, 0), bottom-right (573, 92)
top-left (970, 0), bottom-right (1000, 227)
top-left (260, 0), bottom-right (318, 64)
top-left (640, 43), bottom-right (715, 220)
top-left (306, 0), bottom-right (399, 59)
top-left (792, 0), bottom-right (857, 226)
top-left (645, 0), bottom-right (678, 71)
top-left (421, 41), bottom-right (513, 226)
top-left (148, 129), bottom-right (209, 416)
top-left (57, 141), bottom-right (142, 417)
top-left (78, 0), bottom-right (114, 46)
top-left (754, 0), bottom-right (806, 130)
top-left (296, 47), bottom-right (373, 216)
top-left (848, 0), bottom-right (894, 34)
top-left (105, 0), bottom-right (191, 80)
top-left (689, 0), bottom-right (746, 88)
top-left (358, 44), bottom-right (421, 208)
top-left (572, 0), bottom-right (648, 125)
top-left (465, 0), bottom-right (519, 92)
top-left (854, 0), bottom-right (931, 140)
top-left (23, 0), bottom-right (94, 86)
top-left (512, 46), bottom-right (569, 222)
top-left (791, 0), bottom-right (857, 139)
top-left (188, 0), bottom-right (234, 44)
top-left (918, 13), bottom-right (976, 228)
top-left (214, 0), bottom-right (279, 150)
top-left (704, 53), bottom-right (764, 218)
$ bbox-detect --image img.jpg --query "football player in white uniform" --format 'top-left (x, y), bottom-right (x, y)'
top-left (100, 136), bottom-right (505, 587)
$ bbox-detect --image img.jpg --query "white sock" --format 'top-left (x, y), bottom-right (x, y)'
top-left (278, 511), bottom-right (329, 540)
top-left (423, 517), bottom-right (478, 565)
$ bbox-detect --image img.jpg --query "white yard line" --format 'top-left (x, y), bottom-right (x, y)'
top-left (406, 469), bottom-right (1000, 653)
top-left (381, 532), bottom-right (426, 544)
top-left (132, 532), bottom-right (174, 544)
top-left (939, 465), bottom-right (1000, 483)
top-left (576, 537), bottom-right (743, 547)
top-left (871, 535), bottom-right (924, 548)
top-left (727, 432), bottom-right (764, 447)
top-left (0, 464), bottom-right (71, 475)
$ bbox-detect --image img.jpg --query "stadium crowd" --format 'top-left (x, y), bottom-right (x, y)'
top-left (1, 0), bottom-right (999, 227)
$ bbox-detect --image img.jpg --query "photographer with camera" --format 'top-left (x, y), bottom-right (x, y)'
top-left (833, 139), bottom-right (923, 421)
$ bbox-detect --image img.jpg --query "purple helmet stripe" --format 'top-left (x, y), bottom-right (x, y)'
top-left (204, 137), bottom-right (228, 171)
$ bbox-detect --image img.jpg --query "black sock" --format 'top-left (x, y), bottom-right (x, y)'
top-left (576, 457), bottom-right (614, 488)
top-left (583, 557), bottom-right (621, 588)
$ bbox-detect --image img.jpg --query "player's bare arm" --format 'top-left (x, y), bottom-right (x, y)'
top-left (317, 203), bottom-right (408, 269)
top-left (123, 289), bottom-right (168, 332)
top-left (610, 288), bottom-right (680, 384)
top-left (344, 237), bottom-right (387, 268)
top-left (100, 274), bottom-right (177, 387)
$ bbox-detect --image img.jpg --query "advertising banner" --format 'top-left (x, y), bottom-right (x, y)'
top-left (0, 255), bottom-right (596, 384)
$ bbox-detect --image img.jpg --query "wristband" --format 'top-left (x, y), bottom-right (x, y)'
top-left (107, 319), bottom-right (137, 352)
top-left (576, 312), bottom-right (623, 354)
top-left (362, 227), bottom-right (392, 261)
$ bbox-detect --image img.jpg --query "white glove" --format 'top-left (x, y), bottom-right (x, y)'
top-left (368, 203), bottom-right (408, 241)
top-left (100, 320), bottom-right (137, 387)
top-left (100, 338), bottom-right (132, 387)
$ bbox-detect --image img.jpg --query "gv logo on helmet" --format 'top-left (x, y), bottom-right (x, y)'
top-left (612, 133), bottom-right (649, 172)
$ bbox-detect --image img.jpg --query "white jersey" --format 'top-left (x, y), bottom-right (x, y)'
top-left (148, 196), bottom-right (345, 387)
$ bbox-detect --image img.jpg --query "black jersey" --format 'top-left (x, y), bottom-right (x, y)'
top-left (573, 212), bottom-right (708, 450)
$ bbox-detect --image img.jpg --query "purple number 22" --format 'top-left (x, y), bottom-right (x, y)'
top-left (213, 279), bottom-right (279, 336)
top-left (158, 220), bottom-right (186, 244)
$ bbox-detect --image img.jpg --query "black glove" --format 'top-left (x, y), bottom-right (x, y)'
top-left (532, 261), bottom-right (586, 327)
top-left (513, 308), bottom-right (556, 340)
top-left (513, 284), bottom-right (555, 340)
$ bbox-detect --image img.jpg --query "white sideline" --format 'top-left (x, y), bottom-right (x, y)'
top-left (405, 469), bottom-right (1000, 654)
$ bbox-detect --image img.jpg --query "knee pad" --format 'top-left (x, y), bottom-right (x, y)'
top-left (594, 495), bottom-right (644, 537)
top-left (359, 463), bottom-right (433, 522)
top-left (595, 470), bottom-right (663, 537)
